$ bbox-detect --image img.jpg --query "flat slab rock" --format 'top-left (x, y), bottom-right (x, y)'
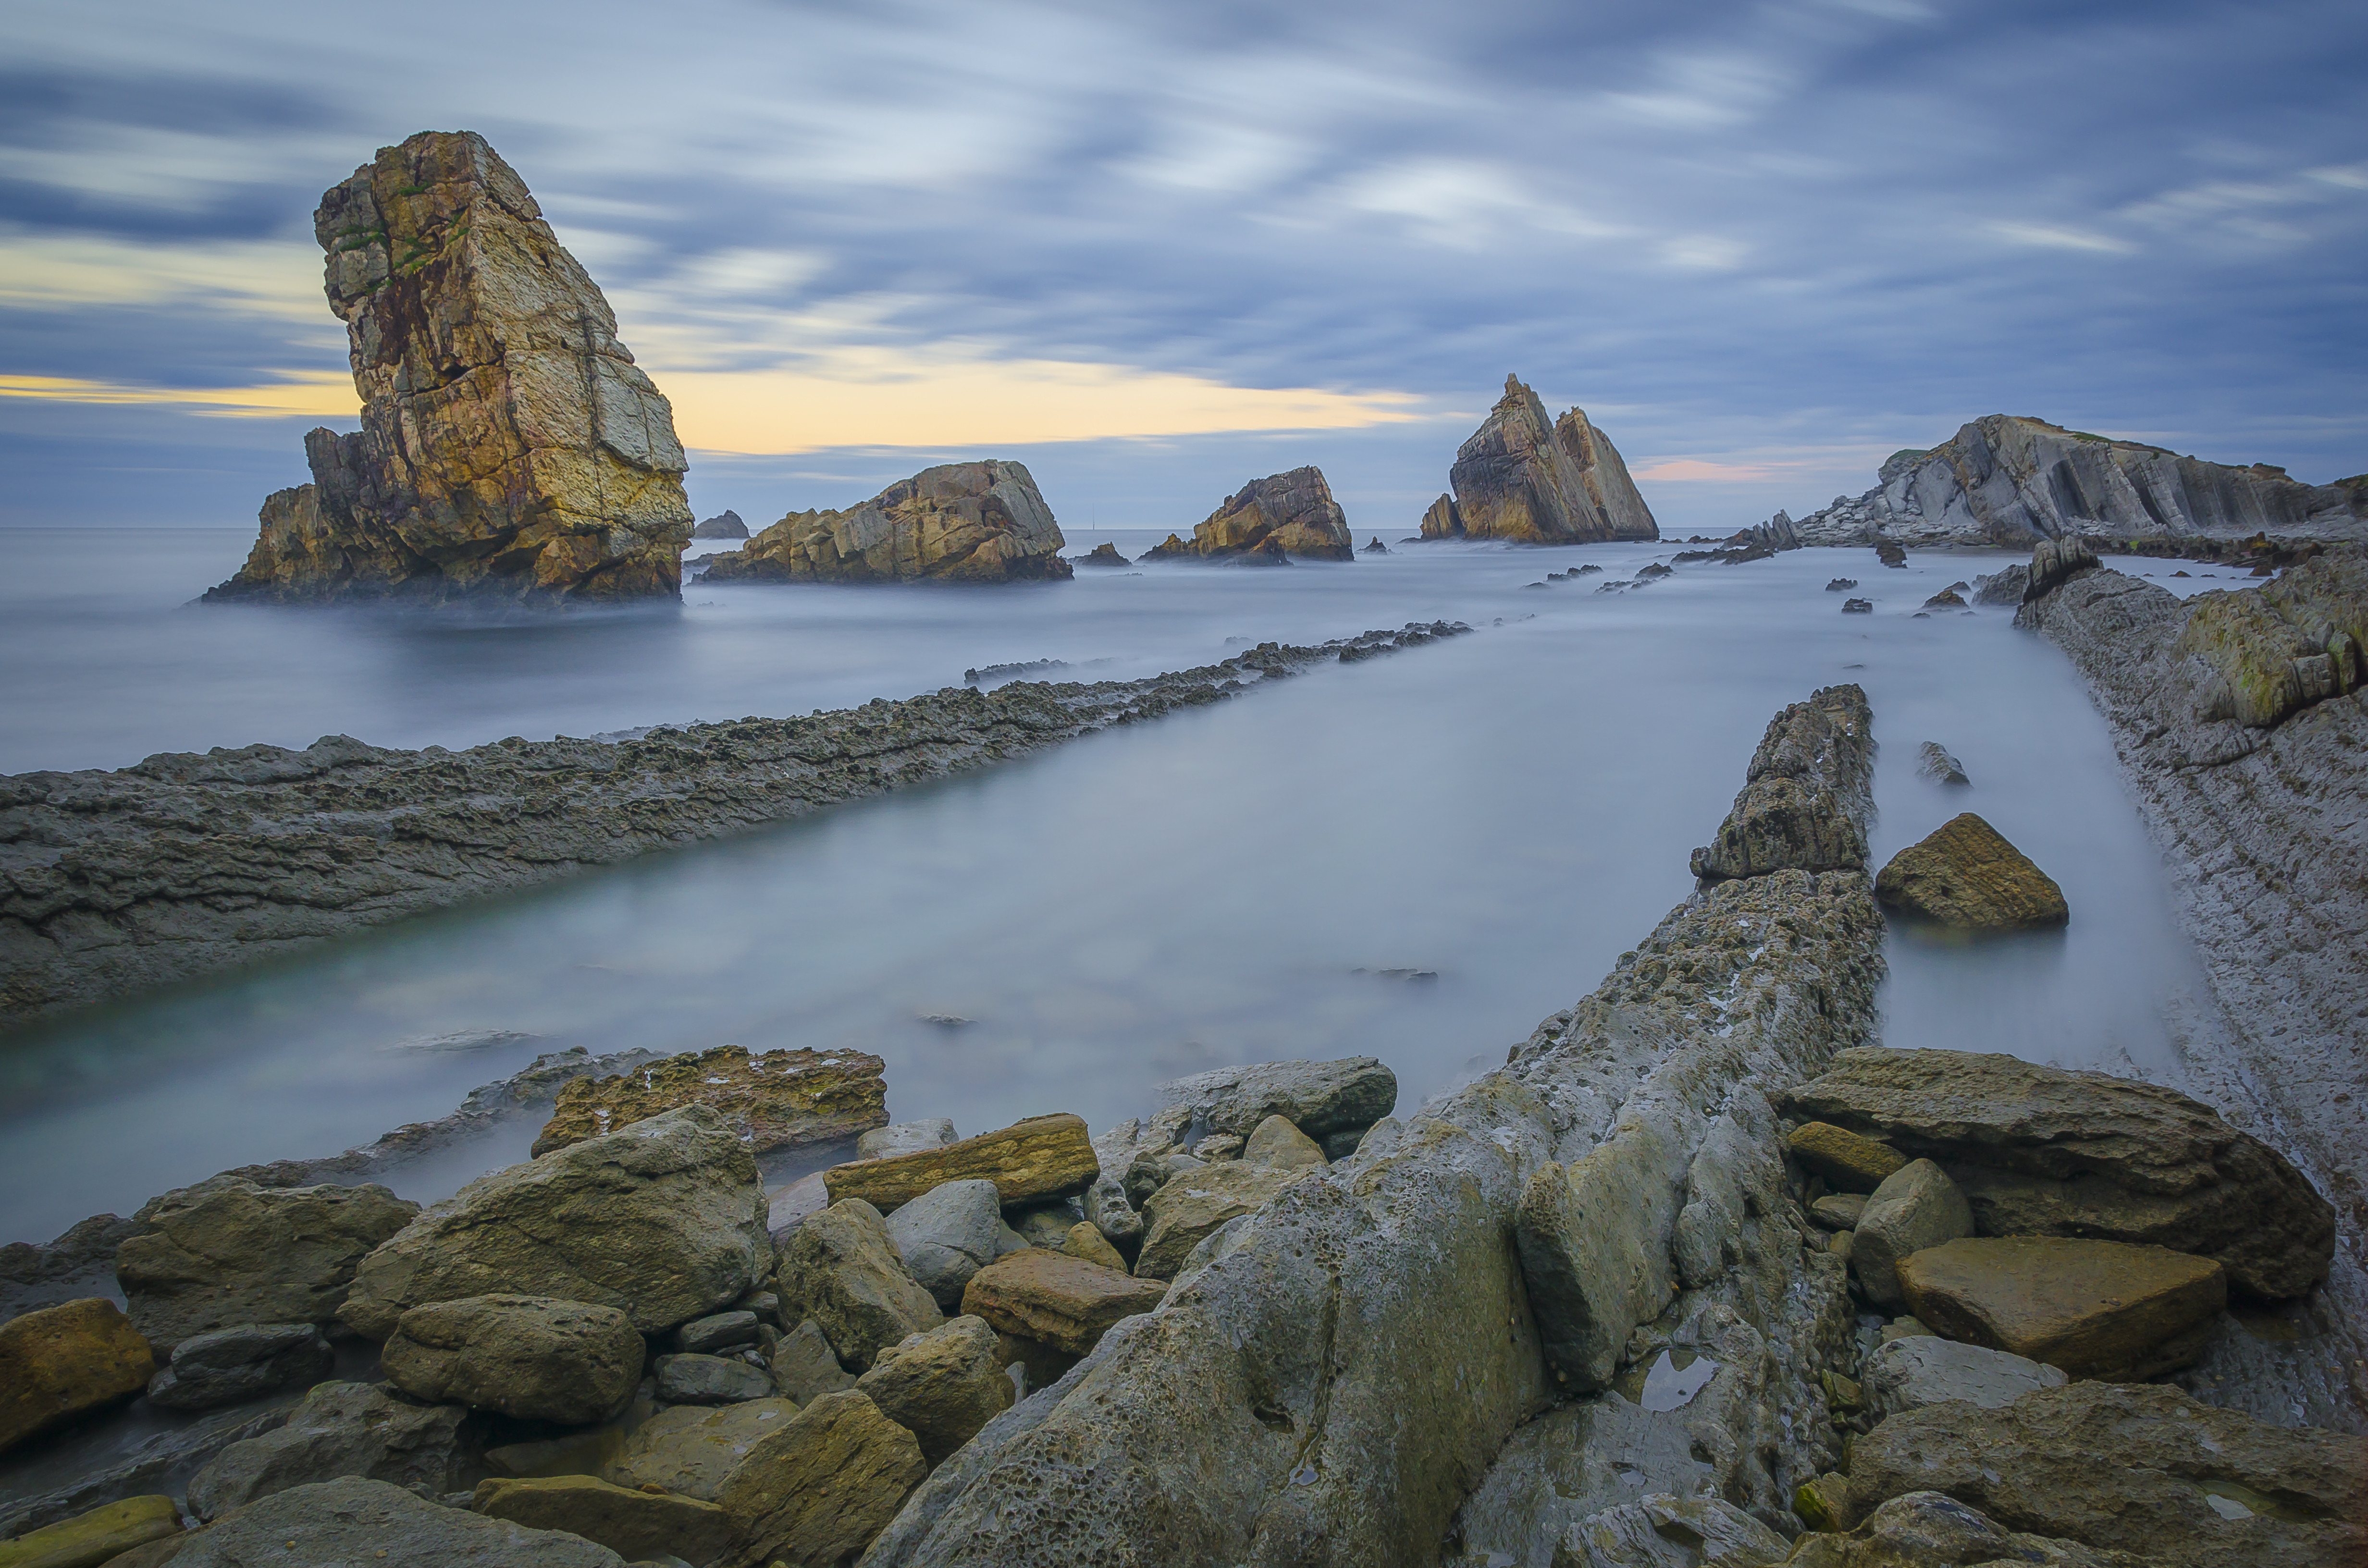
top-left (1899, 1235), bottom-right (2226, 1380)
top-left (823, 1114), bottom-right (1098, 1212)
top-left (1859, 1334), bottom-right (2066, 1423)
top-left (959, 1250), bottom-right (1167, 1356)
top-left (533, 1043), bottom-right (887, 1158)
top-left (1874, 811), bottom-right (2068, 929)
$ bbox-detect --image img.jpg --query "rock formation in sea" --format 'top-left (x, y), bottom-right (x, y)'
top-left (1136, 468), bottom-right (1353, 562)
top-left (1420, 375), bottom-right (1659, 543)
top-left (204, 132), bottom-right (694, 607)
top-left (1766, 416), bottom-right (2368, 552)
top-left (690, 511), bottom-right (749, 540)
top-left (704, 462), bottom-right (1071, 584)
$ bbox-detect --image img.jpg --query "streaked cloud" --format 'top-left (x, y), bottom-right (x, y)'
top-left (0, 368), bottom-right (353, 417)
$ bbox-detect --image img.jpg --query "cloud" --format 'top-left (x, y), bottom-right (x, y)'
top-left (0, 228), bottom-right (327, 318)
top-left (0, 368), bottom-right (353, 417)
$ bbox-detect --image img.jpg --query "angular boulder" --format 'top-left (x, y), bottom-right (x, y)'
top-left (959, 1249), bottom-right (1167, 1355)
top-left (1134, 1162), bottom-right (1301, 1282)
top-left (773, 1200), bottom-right (944, 1371)
top-left (532, 1043), bottom-right (888, 1159)
top-left (604, 1397), bottom-right (802, 1501)
top-left (655, 1352), bottom-right (775, 1406)
top-left (1691, 685), bottom-right (1875, 880)
top-left (1844, 1382), bottom-right (2368, 1568)
top-left (0, 1494), bottom-right (179, 1568)
top-left (768, 1319), bottom-right (858, 1404)
top-left (1858, 1335), bottom-right (2066, 1423)
top-left (1786, 1122), bottom-right (1908, 1192)
top-left (0, 1298), bottom-right (154, 1456)
top-left (1515, 1118), bottom-right (1682, 1390)
top-left (1172, 467), bottom-right (1354, 562)
top-left (1874, 813), bottom-right (2068, 929)
top-left (115, 1179), bottom-right (418, 1352)
top-left (853, 1315), bottom-right (1016, 1465)
top-left (1777, 1046), bottom-right (2336, 1298)
top-left (205, 131), bottom-right (692, 608)
top-left (472, 1474), bottom-right (736, 1567)
top-left (146, 1321), bottom-right (332, 1413)
top-left (823, 1114), bottom-right (1098, 1213)
top-left (1850, 1159), bottom-right (1972, 1309)
top-left (1898, 1235), bottom-right (2225, 1379)
top-left (1426, 374), bottom-right (1658, 542)
top-left (382, 1294), bottom-right (643, 1424)
top-left (882, 1179), bottom-right (1006, 1311)
top-left (713, 1390), bottom-right (926, 1568)
top-left (173, 1476), bottom-right (626, 1567)
top-left (339, 1105), bottom-right (768, 1340)
top-left (1241, 1115), bottom-right (1327, 1170)
top-left (706, 462), bottom-right (1070, 584)
top-left (1151, 1058), bottom-right (1398, 1141)
top-left (185, 1380), bottom-right (480, 1521)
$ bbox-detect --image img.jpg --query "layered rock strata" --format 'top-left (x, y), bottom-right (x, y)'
top-left (206, 132), bottom-right (692, 608)
top-left (705, 463), bottom-right (1070, 584)
top-left (1690, 685), bottom-right (1874, 880)
top-left (863, 688), bottom-right (1883, 1565)
top-left (532, 1044), bottom-right (888, 1159)
top-left (1142, 468), bottom-right (1354, 562)
top-left (0, 623), bottom-right (1467, 1029)
top-left (1420, 375), bottom-right (1659, 543)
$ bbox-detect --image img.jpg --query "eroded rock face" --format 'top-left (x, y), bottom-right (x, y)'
top-left (382, 1294), bottom-right (644, 1424)
top-left (1690, 685), bottom-right (1874, 880)
top-left (532, 1044), bottom-right (888, 1159)
top-left (146, 1322), bottom-right (332, 1413)
top-left (1777, 1046), bottom-right (2336, 1299)
top-left (1427, 375), bottom-right (1658, 543)
top-left (2173, 550), bottom-right (2368, 727)
top-left (882, 1179), bottom-right (1007, 1312)
top-left (691, 510), bottom-right (749, 540)
top-left (339, 1105), bottom-right (767, 1340)
top-left (207, 131), bottom-right (692, 608)
top-left (0, 1298), bottom-right (153, 1456)
top-left (706, 462), bottom-right (1071, 584)
top-left (1134, 1162), bottom-right (1300, 1281)
top-left (0, 1495), bottom-right (182, 1568)
top-left (1169, 468), bottom-right (1355, 562)
top-left (1874, 813), bottom-right (2068, 930)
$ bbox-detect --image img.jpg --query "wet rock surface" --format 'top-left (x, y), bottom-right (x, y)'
top-left (1857, 1335), bottom-right (2065, 1421)
top-left (705, 461), bottom-right (1070, 584)
top-left (532, 1044), bottom-right (888, 1159)
top-left (1424, 374), bottom-right (1659, 542)
top-left (1874, 811), bottom-right (2069, 929)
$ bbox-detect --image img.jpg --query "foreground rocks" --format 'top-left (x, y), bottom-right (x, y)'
top-left (380, 1294), bottom-right (643, 1423)
top-left (705, 461), bottom-right (1071, 584)
top-left (712, 1391), bottom-right (925, 1568)
top-left (185, 1381), bottom-right (480, 1520)
top-left (205, 131), bottom-right (692, 608)
top-left (145, 1322), bottom-right (332, 1412)
top-left (532, 1043), bottom-right (888, 1158)
top-left (183, 1475), bottom-right (627, 1567)
top-left (773, 1200), bottom-right (944, 1370)
top-left (1146, 467), bottom-right (1354, 562)
top-left (0, 1298), bottom-right (151, 1455)
top-left (1873, 812), bottom-right (2068, 929)
top-left (823, 1114), bottom-right (1097, 1212)
top-left (1420, 375), bottom-right (1659, 543)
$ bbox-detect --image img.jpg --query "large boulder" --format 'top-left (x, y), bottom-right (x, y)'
top-left (339, 1105), bottom-right (768, 1340)
top-left (0, 1298), bottom-right (154, 1456)
top-left (1424, 374), bottom-right (1658, 542)
top-left (1776, 1046), bottom-right (2336, 1298)
top-left (705, 461), bottom-right (1071, 584)
top-left (2172, 551), bottom-right (2368, 726)
top-left (1691, 685), bottom-right (1875, 880)
top-left (1873, 813), bottom-right (2069, 929)
top-left (604, 1397), bottom-right (802, 1500)
top-left (204, 131), bottom-right (692, 608)
top-left (0, 1494), bottom-right (180, 1568)
top-left (173, 1476), bottom-right (625, 1567)
top-left (1515, 1118), bottom-right (1682, 1391)
top-left (773, 1200), bottom-right (944, 1371)
top-left (1168, 467), bottom-right (1355, 562)
top-left (1843, 1382), bottom-right (2368, 1568)
top-left (768, 1319), bottom-right (858, 1404)
top-left (1898, 1236), bottom-right (2225, 1380)
top-left (145, 1322), bottom-right (333, 1413)
top-left (185, 1380), bottom-right (481, 1521)
top-left (472, 1474), bottom-right (736, 1567)
top-left (1134, 1162), bottom-right (1301, 1281)
top-left (532, 1044), bottom-right (888, 1159)
top-left (823, 1115), bottom-right (1098, 1213)
top-left (853, 1316), bottom-right (1016, 1465)
top-left (958, 1250), bottom-right (1168, 1356)
top-left (882, 1180), bottom-right (1007, 1311)
top-left (115, 1179), bottom-right (418, 1352)
top-left (712, 1390), bottom-right (926, 1568)
top-left (1849, 1159), bottom-right (1972, 1309)
top-left (1858, 1335), bottom-right (2066, 1423)
top-left (381, 1294), bottom-right (643, 1424)
top-left (1150, 1058), bottom-right (1399, 1142)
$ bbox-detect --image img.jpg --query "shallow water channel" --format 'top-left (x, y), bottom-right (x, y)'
top-left (0, 528), bottom-right (2240, 1245)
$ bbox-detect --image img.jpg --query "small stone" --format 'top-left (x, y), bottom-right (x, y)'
top-left (1571, 1494), bottom-right (1790, 1567)
top-left (0, 1494), bottom-right (180, 1568)
top-left (654, 1354), bottom-right (774, 1407)
top-left (1135, 1162), bottom-right (1300, 1282)
top-left (1122, 1152), bottom-right (1204, 1209)
top-left (959, 1250), bottom-right (1168, 1356)
top-left (1899, 1236), bottom-right (2227, 1379)
top-left (533, 1044), bottom-right (888, 1160)
top-left (1825, 578), bottom-right (1858, 592)
top-left (1851, 1159), bottom-right (1973, 1309)
top-left (1080, 1176), bottom-right (1143, 1253)
top-left (1786, 1122), bottom-right (1908, 1192)
top-left (604, 1398), bottom-right (801, 1501)
top-left (852, 1316), bottom-right (1016, 1465)
top-left (772, 1200), bottom-right (943, 1372)
top-left (384, 1295), bottom-right (644, 1425)
top-left (767, 1320), bottom-right (857, 1405)
top-left (1060, 1223), bottom-right (1128, 1273)
top-left (856, 1120), bottom-right (958, 1161)
top-left (1860, 1335), bottom-right (2068, 1423)
top-left (1829, 1229), bottom-right (1855, 1265)
top-left (672, 1311), bottom-right (761, 1356)
top-left (822, 1114), bottom-right (1099, 1213)
top-left (1807, 1194), bottom-right (1866, 1231)
top-left (1793, 1472), bottom-right (1850, 1532)
top-left (1241, 1115), bottom-right (1327, 1171)
top-left (0, 1298), bottom-right (154, 1456)
top-left (1875, 812), bottom-right (2069, 929)
top-left (1842, 597), bottom-right (1874, 612)
top-left (1879, 1315), bottom-right (1936, 1344)
top-left (712, 1391), bottom-right (925, 1568)
top-left (471, 1475), bottom-right (736, 1567)
top-left (1187, 1135), bottom-right (1244, 1162)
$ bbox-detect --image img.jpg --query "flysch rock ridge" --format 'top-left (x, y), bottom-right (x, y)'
top-left (0, 625), bottom-right (1466, 1030)
top-left (2018, 549), bottom-right (2368, 1430)
top-left (863, 687), bottom-right (1880, 1567)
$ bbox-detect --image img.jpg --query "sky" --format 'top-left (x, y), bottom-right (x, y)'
top-left (1, 0), bottom-right (2363, 536)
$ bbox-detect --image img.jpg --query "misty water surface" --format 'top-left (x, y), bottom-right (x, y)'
top-left (0, 528), bottom-right (2242, 1243)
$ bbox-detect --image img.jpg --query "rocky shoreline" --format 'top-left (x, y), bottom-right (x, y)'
top-left (0, 622), bottom-right (1468, 1030)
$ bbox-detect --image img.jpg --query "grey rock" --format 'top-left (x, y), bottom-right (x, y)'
top-left (0, 1401), bottom-right (289, 1540)
top-left (1517, 1115), bottom-right (1684, 1388)
top-left (1850, 1159), bottom-right (1973, 1309)
top-left (1973, 564), bottom-right (2028, 605)
top-left (186, 1380), bottom-right (482, 1521)
top-left (1003, 1201), bottom-right (1080, 1250)
top-left (1566, 1493), bottom-right (1790, 1567)
top-left (653, 1352), bottom-right (774, 1406)
top-left (1144, 466), bottom-right (1355, 561)
top-left (1690, 684), bottom-right (1874, 880)
top-left (1122, 1151), bottom-right (1204, 1209)
top-left (853, 1316), bottom-right (1017, 1466)
top-left (1079, 1176), bottom-right (1143, 1253)
top-left (1318, 1128), bottom-right (1368, 1163)
top-left (173, 1475), bottom-right (625, 1567)
top-left (672, 1310), bottom-right (762, 1355)
top-left (858, 1120), bottom-right (959, 1161)
top-left (0, 1212), bottom-right (138, 1323)
top-left (146, 1321), bottom-right (333, 1412)
top-left (1151, 1056), bottom-right (1399, 1140)
top-left (382, 1294), bottom-right (645, 1424)
top-left (1916, 741), bottom-right (1970, 785)
top-left (1134, 1160), bottom-right (1300, 1280)
top-left (775, 1200), bottom-right (944, 1371)
top-left (1859, 1334), bottom-right (2067, 1422)
top-left (689, 510), bottom-right (748, 540)
top-left (339, 1105), bottom-right (768, 1340)
top-left (769, 1318), bottom-right (858, 1403)
top-left (1808, 1194), bottom-right (1866, 1231)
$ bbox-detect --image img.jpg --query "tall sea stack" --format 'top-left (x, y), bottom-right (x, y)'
top-left (207, 131), bottom-right (694, 607)
top-left (1421, 375), bottom-right (1658, 543)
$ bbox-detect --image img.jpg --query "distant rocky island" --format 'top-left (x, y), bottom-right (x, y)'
top-left (1421, 374), bottom-right (1659, 543)
top-left (1138, 467), bottom-right (1354, 564)
top-left (702, 463), bottom-right (1071, 585)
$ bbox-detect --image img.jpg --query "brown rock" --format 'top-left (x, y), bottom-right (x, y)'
top-left (1786, 1122), bottom-right (1908, 1192)
top-left (1171, 468), bottom-right (1354, 562)
top-left (713, 1390), bottom-right (926, 1568)
top-left (958, 1249), bottom-right (1167, 1355)
top-left (822, 1113), bottom-right (1098, 1213)
top-left (1898, 1235), bottom-right (2225, 1379)
top-left (705, 462), bottom-right (1070, 585)
top-left (1849, 1159), bottom-right (1972, 1310)
top-left (604, 1398), bottom-right (801, 1501)
top-left (1240, 1115), bottom-right (1327, 1171)
top-left (1433, 375), bottom-right (1659, 543)
top-left (1692, 686), bottom-right (1875, 880)
top-left (852, 1316), bottom-right (1015, 1465)
top-left (1059, 1222), bottom-right (1129, 1273)
top-left (0, 1494), bottom-right (179, 1568)
top-left (1875, 813), bottom-right (2068, 929)
top-left (531, 1044), bottom-right (888, 1159)
top-left (206, 131), bottom-right (691, 608)
top-left (2172, 551), bottom-right (2368, 726)
top-left (1844, 1381), bottom-right (2368, 1568)
top-left (772, 1201), bottom-right (942, 1371)
top-left (471, 1474), bottom-right (736, 1567)
top-left (1777, 1046), bottom-right (2336, 1298)
top-left (1134, 1161), bottom-right (1299, 1281)
top-left (0, 1298), bottom-right (153, 1457)
top-left (381, 1294), bottom-right (643, 1424)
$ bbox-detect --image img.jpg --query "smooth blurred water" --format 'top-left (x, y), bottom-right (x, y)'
top-left (0, 529), bottom-right (2236, 1243)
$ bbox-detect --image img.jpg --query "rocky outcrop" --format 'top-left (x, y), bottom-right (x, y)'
top-left (690, 510), bottom-right (749, 540)
top-left (0, 625), bottom-right (1462, 1030)
top-left (1074, 542), bottom-right (1129, 567)
top-left (1898, 1236), bottom-right (2225, 1380)
top-left (0, 1298), bottom-right (152, 1456)
top-left (1421, 375), bottom-right (1659, 543)
top-left (531, 1044), bottom-right (888, 1158)
top-left (706, 462), bottom-right (1070, 584)
top-left (1690, 685), bottom-right (1875, 880)
top-left (205, 132), bottom-right (692, 608)
top-left (1160, 468), bottom-right (1354, 562)
top-left (2171, 549), bottom-right (2368, 727)
top-left (1873, 812), bottom-right (2069, 929)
